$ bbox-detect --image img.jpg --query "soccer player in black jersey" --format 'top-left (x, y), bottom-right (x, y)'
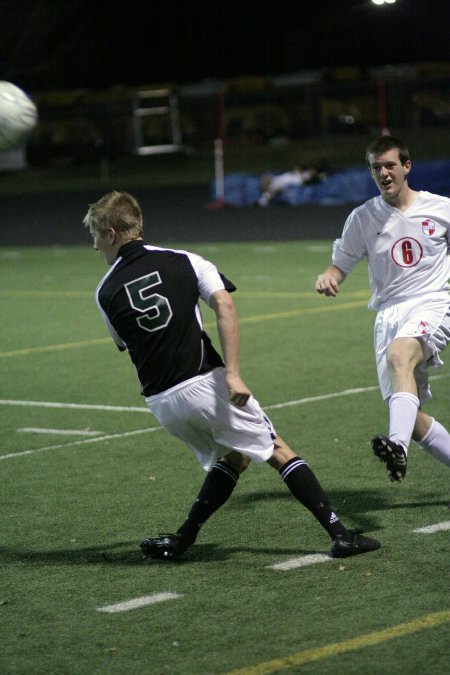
top-left (84, 190), bottom-right (381, 560)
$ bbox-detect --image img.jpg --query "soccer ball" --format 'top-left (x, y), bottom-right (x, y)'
top-left (0, 81), bottom-right (38, 152)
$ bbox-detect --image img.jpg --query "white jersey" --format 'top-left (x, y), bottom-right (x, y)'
top-left (332, 191), bottom-right (450, 310)
top-left (270, 170), bottom-right (305, 190)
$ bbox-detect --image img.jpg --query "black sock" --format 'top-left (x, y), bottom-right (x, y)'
top-left (176, 460), bottom-right (239, 543)
top-left (279, 457), bottom-right (348, 540)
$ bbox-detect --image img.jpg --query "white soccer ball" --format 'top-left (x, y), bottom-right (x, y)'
top-left (0, 81), bottom-right (38, 152)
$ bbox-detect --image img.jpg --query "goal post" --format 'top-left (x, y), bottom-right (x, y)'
top-left (133, 89), bottom-right (183, 155)
top-left (207, 86), bottom-right (226, 208)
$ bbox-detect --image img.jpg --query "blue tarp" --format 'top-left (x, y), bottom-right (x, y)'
top-left (211, 160), bottom-right (450, 207)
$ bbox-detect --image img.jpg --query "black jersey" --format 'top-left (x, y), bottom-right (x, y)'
top-left (95, 240), bottom-right (236, 396)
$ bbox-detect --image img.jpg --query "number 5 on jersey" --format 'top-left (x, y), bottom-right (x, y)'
top-left (125, 272), bottom-right (173, 332)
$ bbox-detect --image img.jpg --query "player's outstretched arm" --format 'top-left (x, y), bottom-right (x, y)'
top-left (315, 264), bottom-right (346, 297)
top-left (209, 289), bottom-right (251, 406)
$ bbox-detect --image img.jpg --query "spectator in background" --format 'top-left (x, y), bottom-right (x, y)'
top-left (257, 164), bottom-right (319, 206)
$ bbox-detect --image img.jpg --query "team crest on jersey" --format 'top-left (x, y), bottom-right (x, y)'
top-left (421, 219), bottom-right (436, 236)
top-left (418, 320), bottom-right (431, 335)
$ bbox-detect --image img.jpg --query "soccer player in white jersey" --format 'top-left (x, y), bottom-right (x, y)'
top-left (83, 190), bottom-right (381, 559)
top-left (315, 136), bottom-right (450, 483)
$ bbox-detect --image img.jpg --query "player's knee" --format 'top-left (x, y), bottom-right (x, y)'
top-left (386, 346), bottom-right (406, 372)
top-left (223, 451), bottom-right (250, 474)
top-left (387, 338), bottom-right (423, 373)
top-left (267, 437), bottom-right (297, 470)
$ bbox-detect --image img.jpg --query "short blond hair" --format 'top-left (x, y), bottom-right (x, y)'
top-left (83, 191), bottom-right (143, 238)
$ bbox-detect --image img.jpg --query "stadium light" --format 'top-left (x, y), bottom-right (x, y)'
top-left (371, 0), bottom-right (396, 4)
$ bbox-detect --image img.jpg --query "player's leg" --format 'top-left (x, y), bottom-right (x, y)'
top-left (412, 313), bottom-right (450, 467)
top-left (387, 336), bottom-right (423, 445)
top-left (141, 369), bottom-right (269, 560)
top-left (372, 336), bottom-right (422, 481)
top-left (175, 451), bottom-right (249, 544)
top-left (140, 451), bottom-right (247, 560)
top-left (373, 302), bottom-right (450, 480)
top-left (268, 435), bottom-right (381, 558)
top-left (413, 411), bottom-right (450, 466)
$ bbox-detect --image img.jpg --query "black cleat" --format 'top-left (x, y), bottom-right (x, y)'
top-left (372, 435), bottom-right (407, 482)
top-left (140, 533), bottom-right (192, 560)
top-left (331, 530), bottom-right (381, 558)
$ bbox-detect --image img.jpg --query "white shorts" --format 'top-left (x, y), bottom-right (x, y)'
top-left (145, 368), bottom-right (276, 471)
top-left (374, 294), bottom-right (450, 403)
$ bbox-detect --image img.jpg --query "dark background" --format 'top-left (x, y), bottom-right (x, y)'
top-left (1, 0), bottom-right (449, 92)
top-left (1, 0), bottom-right (448, 248)
top-left (0, 184), bottom-right (351, 246)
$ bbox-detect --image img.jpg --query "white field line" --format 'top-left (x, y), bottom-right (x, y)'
top-left (1, 372), bottom-right (448, 462)
top-left (96, 592), bottom-right (183, 614)
top-left (270, 520), bottom-right (450, 570)
top-left (268, 554), bottom-right (332, 570)
top-left (0, 426), bottom-right (163, 461)
top-left (0, 399), bottom-right (149, 413)
top-left (2, 372), bottom-right (448, 416)
top-left (269, 519), bottom-right (450, 571)
top-left (264, 386), bottom-right (380, 410)
top-left (413, 521), bottom-right (450, 534)
top-left (264, 372), bottom-right (450, 411)
top-left (18, 427), bottom-right (104, 436)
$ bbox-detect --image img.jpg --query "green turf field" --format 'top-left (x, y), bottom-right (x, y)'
top-left (1, 242), bottom-right (449, 674)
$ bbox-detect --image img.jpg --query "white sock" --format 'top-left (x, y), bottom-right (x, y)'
top-left (417, 418), bottom-right (450, 467)
top-left (388, 392), bottom-right (420, 453)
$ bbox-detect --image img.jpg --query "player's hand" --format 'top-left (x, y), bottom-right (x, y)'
top-left (315, 273), bottom-right (340, 297)
top-left (225, 372), bottom-right (251, 407)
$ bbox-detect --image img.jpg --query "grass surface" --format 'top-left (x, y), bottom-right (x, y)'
top-left (1, 242), bottom-right (449, 674)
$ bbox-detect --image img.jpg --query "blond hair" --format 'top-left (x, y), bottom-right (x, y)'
top-left (83, 191), bottom-right (143, 238)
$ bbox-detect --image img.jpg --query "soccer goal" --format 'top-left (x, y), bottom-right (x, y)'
top-left (132, 88), bottom-right (183, 155)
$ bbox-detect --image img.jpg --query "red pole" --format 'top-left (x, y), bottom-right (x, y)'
top-left (378, 77), bottom-right (390, 136)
